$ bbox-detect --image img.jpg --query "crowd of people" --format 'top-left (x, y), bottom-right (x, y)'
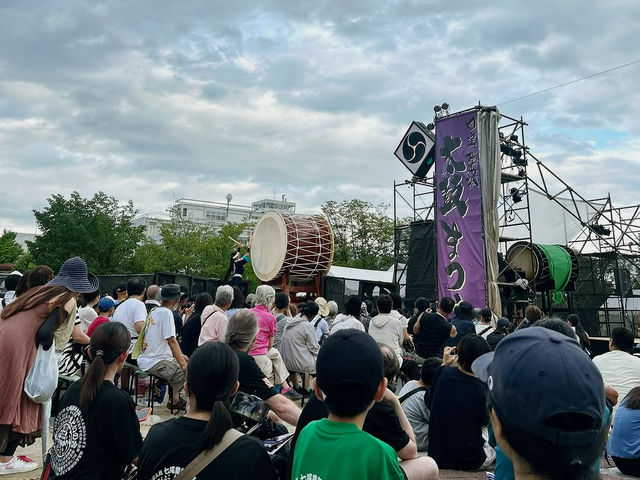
top-left (1, 257), bottom-right (640, 479)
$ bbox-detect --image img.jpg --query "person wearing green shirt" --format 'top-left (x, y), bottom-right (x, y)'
top-left (292, 329), bottom-right (438, 480)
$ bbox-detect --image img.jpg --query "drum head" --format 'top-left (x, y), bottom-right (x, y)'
top-left (252, 211), bottom-right (288, 282)
top-left (506, 243), bottom-right (538, 282)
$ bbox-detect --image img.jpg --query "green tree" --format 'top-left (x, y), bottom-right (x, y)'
top-left (321, 199), bottom-right (395, 270)
top-left (28, 192), bottom-right (146, 274)
top-left (0, 230), bottom-right (24, 264)
top-left (131, 207), bottom-right (259, 290)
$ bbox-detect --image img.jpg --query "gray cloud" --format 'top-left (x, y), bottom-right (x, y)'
top-left (0, 0), bottom-right (639, 233)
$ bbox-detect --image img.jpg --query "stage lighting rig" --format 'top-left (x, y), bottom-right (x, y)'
top-left (441, 103), bottom-right (450, 115)
top-left (427, 123), bottom-right (435, 131)
top-left (589, 224), bottom-right (611, 237)
top-left (434, 105), bottom-right (442, 118)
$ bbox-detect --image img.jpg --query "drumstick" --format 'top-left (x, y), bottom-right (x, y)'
top-left (228, 236), bottom-right (242, 247)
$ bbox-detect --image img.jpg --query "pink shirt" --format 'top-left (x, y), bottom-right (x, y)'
top-left (198, 305), bottom-right (229, 346)
top-left (249, 305), bottom-right (276, 356)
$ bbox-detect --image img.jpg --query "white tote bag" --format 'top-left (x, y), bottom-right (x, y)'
top-left (24, 342), bottom-right (59, 403)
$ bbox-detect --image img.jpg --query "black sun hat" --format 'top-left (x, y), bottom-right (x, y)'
top-left (47, 257), bottom-right (99, 293)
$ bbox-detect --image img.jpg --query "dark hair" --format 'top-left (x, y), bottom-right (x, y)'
top-left (439, 297), bottom-right (455, 314)
top-left (187, 342), bottom-right (239, 450)
top-left (458, 333), bottom-right (491, 372)
top-left (302, 301), bottom-right (320, 319)
top-left (79, 290), bottom-right (100, 308)
top-left (498, 413), bottom-right (605, 480)
top-left (274, 292), bottom-right (289, 309)
top-left (623, 386), bottom-right (640, 410)
top-left (364, 300), bottom-right (374, 315)
top-left (113, 282), bottom-right (126, 298)
top-left (611, 327), bottom-right (634, 353)
top-left (415, 297), bottom-right (430, 313)
top-left (230, 286), bottom-right (245, 309)
top-left (324, 383), bottom-right (377, 418)
top-left (15, 266), bottom-right (54, 297)
top-left (480, 308), bottom-right (492, 323)
top-left (525, 305), bottom-right (543, 323)
top-left (533, 318), bottom-right (576, 339)
top-left (4, 273), bottom-right (21, 291)
top-left (378, 344), bottom-right (400, 382)
top-left (421, 357), bottom-right (442, 385)
top-left (377, 295), bottom-right (392, 314)
top-left (194, 292), bottom-right (213, 313)
top-left (344, 296), bottom-right (362, 318)
top-left (390, 292), bottom-right (403, 311)
top-left (16, 265), bottom-right (55, 297)
top-left (126, 277), bottom-right (146, 296)
top-left (80, 322), bottom-right (130, 411)
top-left (567, 314), bottom-right (591, 351)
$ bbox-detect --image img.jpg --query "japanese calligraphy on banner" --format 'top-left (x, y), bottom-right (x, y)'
top-left (435, 110), bottom-right (486, 308)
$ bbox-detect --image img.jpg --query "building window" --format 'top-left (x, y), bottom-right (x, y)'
top-left (182, 208), bottom-right (188, 217)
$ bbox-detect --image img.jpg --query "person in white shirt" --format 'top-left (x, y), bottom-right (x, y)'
top-left (330, 296), bottom-right (366, 334)
top-left (137, 284), bottom-right (189, 410)
top-left (144, 284), bottom-right (161, 313)
top-left (390, 292), bottom-right (412, 343)
top-left (77, 290), bottom-right (100, 333)
top-left (112, 277), bottom-right (148, 352)
top-left (593, 326), bottom-right (640, 413)
top-left (475, 308), bottom-right (495, 339)
top-left (369, 295), bottom-right (405, 366)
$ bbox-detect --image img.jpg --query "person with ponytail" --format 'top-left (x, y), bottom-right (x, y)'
top-left (138, 342), bottom-right (277, 480)
top-left (0, 257), bottom-right (98, 476)
top-left (50, 322), bottom-right (142, 479)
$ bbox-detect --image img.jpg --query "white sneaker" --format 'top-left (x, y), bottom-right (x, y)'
top-left (0, 455), bottom-right (39, 475)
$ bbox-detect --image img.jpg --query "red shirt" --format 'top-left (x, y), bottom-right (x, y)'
top-left (87, 316), bottom-right (110, 337)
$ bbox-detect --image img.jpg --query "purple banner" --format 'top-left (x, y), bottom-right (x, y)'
top-left (435, 111), bottom-right (486, 308)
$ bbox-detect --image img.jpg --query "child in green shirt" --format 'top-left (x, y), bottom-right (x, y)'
top-left (292, 329), bottom-right (434, 480)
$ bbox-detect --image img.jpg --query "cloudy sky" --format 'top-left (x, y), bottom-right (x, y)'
top-left (1, 1), bottom-right (639, 233)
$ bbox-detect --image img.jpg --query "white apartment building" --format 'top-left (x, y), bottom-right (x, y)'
top-left (134, 196), bottom-right (296, 243)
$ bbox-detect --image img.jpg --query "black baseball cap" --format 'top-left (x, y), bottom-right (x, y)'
top-left (316, 329), bottom-right (383, 400)
top-left (472, 327), bottom-right (605, 447)
top-left (160, 284), bottom-right (182, 300)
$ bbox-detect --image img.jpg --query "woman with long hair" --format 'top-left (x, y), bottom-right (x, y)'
top-left (138, 342), bottom-right (277, 480)
top-left (0, 257), bottom-right (98, 475)
top-left (566, 313), bottom-right (591, 354)
top-left (50, 322), bottom-right (142, 479)
top-left (14, 265), bottom-right (55, 297)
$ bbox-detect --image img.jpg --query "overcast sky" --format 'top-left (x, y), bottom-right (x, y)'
top-left (1, 1), bottom-right (639, 233)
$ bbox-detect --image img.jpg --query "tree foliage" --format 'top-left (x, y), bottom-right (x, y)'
top-left (28, 192), bottom-right (146, 274)
top-left (321, 199), bottom-right (395, 270)
top-left (0, 230), bottom-right (24, 264)
top-left (131, 207), bottom-right (259, 290)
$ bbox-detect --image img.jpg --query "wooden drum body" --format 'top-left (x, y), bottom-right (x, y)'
top-left (251, 210), bottom-right (334, 282)
top-left (505, 242), bottom-right (579, 292)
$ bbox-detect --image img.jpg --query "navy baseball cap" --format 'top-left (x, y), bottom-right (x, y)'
top-left (472, 327), bottom-right (605, 447)
top-left (316, 329), bottom-right (384, 400)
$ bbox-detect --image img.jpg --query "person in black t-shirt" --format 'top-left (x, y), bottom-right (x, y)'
top-left (410, 297), bottom-right (456, 359)
top-left (138, 342), bottom-right (277, 480)
top-left (445, 301), bottom-right (477, 347)
top-left (179, 292), bottom-right (213, 357)
top-left (427, 333), bottom-right (494, 470)
top-left (51, 322), bottom-right (142, 480)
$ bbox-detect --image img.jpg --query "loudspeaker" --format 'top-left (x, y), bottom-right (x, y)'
top-left (615, 267), bottom-right (632, 297)
top-left (405, 220), bottom-right (437, 304)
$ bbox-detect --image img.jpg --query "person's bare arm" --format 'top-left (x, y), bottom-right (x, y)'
top-left (413, 313), bottom-right (424, 334)
top-left (134, 320), bottom-right (145, 333)
top-left (268, 336), bottom-right (274, 350)
top-left (381, 388), bottom-right (417, 459)
top-left (71, 324), bottom-right (90, 345)
top-left (267, 394), bottom-right (301, 426)
top-left (449, 324), bottom-right (457, 338)
top-left (167, 337), bottom-right (188, 371)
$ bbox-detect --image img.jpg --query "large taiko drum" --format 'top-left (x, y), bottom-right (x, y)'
top-left (251, 210), bottom-right (334, 282)
top-left (505, 242), bottom-right (579, 292)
